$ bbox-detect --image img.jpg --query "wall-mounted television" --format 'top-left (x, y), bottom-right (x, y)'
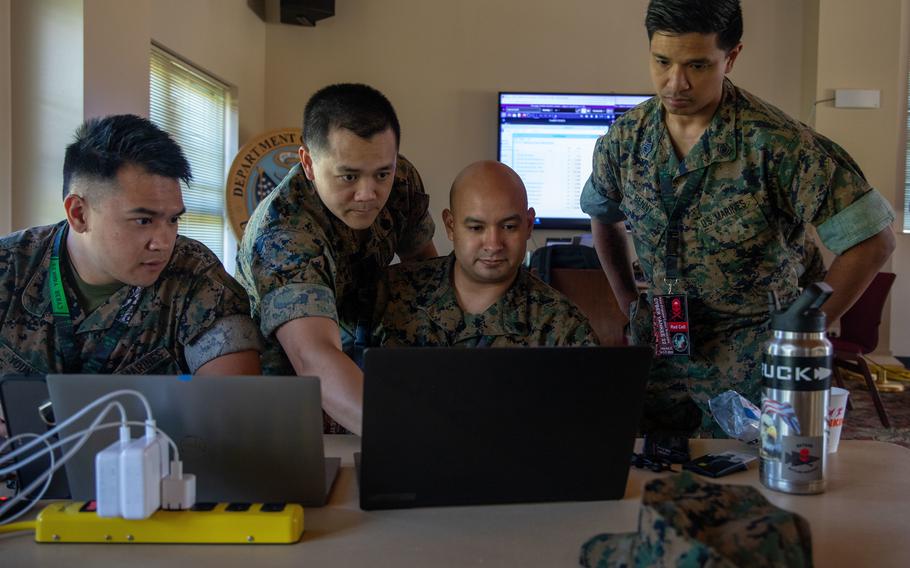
top-left (498, 91), bottom-right (653, 230)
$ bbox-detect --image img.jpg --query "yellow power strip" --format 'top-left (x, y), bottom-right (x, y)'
top-left (34, 501), bottom-right (304, 544)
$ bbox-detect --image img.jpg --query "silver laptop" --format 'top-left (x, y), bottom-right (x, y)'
top-left (45, 374), bottom-right (339, 506)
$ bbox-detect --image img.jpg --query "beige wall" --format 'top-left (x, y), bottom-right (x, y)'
top-left (10, 0), bottom-right (84, 230)
top-left (800, 0), bottom-right (820, 125)
top-left (8, 0), bottom-right (267, 231)
top-left (263, 0), bottom-right (807, 254)
top-left (0, 0), bottom-right (11, 235)
top-left (813, 0), bottom-right (905, 355)
top-left (84, 0), bottom-right (151, 118)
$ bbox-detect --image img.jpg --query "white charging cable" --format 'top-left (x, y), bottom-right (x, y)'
top-left (0, 389), bottom-right (193, 524)
top-left (1, 389), bottom-right (149, 464)
top-left (0, 402), bottom-right (127, 474)
top-left (1, 418), bottom-right (179, 477)
top-left (0, 400), bottom-right (125, 522)
top-left (0, 433), bottom-right (54, 525)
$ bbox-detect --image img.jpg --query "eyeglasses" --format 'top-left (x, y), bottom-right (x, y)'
top-left (630, 452), bottom-right (679, 473)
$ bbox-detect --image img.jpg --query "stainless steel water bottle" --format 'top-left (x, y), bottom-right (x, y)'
top-left (760, 282), bottom-right (833, 494)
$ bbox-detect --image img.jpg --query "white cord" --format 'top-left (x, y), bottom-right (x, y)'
top-left (0, 400), bottom-right (125, 522)
top-left (0, 390), bottom-right (157, 524)
top-left (0, 401), bottom-right (126, 471)
top-left (0, 388), bottom-right (150, 464)
top-left (0, 433), bottom-right (54, 525)
top-left (0, 416), bottom-right (179, 477)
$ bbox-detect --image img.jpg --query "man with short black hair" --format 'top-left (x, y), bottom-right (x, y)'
top-left (237, 83), bottom-right (437, 434)
top-left (581, 0), bottom-right (895, 435)
top-left (0, 114), bottom-right (262, 377)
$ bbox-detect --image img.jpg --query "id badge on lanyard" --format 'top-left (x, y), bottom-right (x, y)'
top-left (652, 290), bottom-right (691, 357)
top-left (651, 166), bottom-right (705, 358)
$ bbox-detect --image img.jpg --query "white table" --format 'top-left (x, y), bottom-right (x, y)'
top-left (2, 436), bottom-right (908, 567)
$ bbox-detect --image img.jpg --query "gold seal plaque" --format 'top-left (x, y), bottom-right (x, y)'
top-left (226, 128), bottom-right (301, 238)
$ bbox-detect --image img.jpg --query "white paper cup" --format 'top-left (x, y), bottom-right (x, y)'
top-left (827, 387), bottom-right (850, 453)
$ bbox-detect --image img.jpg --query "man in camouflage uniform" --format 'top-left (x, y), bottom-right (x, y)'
top-left (580, 0), bottom-right (895, 435)
top-left (237, 84), bottom-right (437, 434)
top-left (0, 115), bottom-right (262, 378)
top-left (372, 161), bottom-right (598, 348)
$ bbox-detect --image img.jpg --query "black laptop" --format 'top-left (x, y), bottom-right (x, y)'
top-left (358, 346), bottom-right (652, 510)
top-left (0, 376), bottom-right (71, 500)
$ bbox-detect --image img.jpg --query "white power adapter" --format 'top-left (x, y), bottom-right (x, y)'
top-left (95, 421), bottom-right (195, 518)
top-left (119, 433), bottom-right (163, 520)
top-left (161, 460), bottom-right (196, 510)
top-left (95, 426), bottom-right (131, 518)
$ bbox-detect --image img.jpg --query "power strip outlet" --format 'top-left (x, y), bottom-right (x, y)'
top-left (34, 501), bottom-right (304, 544)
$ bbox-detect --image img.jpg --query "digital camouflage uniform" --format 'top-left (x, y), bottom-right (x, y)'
top-left (236, 157), bottom-right (435, 374)
top-left (371, 255), bottom-right (599, 347)
top-left (581, 80), bottom-right (894, 436)
top-left (0, 222), bottom-right (262, 376)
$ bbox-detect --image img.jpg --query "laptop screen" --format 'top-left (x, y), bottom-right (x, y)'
top-left (360, 346), bottom-right (652, 510)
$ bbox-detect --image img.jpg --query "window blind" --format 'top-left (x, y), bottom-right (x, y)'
top-left (149, 46), bottom-right (228, 260)
top-left (906, 65), bottom-right (910, 232)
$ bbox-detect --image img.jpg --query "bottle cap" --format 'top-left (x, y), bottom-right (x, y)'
top-left (770, 282), bottom-right (832, 333)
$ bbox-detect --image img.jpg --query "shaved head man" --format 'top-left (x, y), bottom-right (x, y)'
top-left (371, 159), bottom-right (598, 351)
top-left (444, 161), bottom-right (535, 313)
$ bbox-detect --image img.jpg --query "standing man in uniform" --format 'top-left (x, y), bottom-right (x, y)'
top-left (237, 84), bottom-right (437, 435)
top-left (372, 160), bottom-right (599, 349)
top-left (580, 0), bottom-right (895, 435)
top-left (0, 115), bottom-right (262, 378)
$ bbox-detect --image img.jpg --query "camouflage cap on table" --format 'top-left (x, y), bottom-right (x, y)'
top-left (580, 472), bottom-right (813, 567)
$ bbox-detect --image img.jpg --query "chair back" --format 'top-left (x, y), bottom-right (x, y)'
top-left (529, 244), bottom-right (601, 284)
top-left (835, 272), bottom-right (896, 354)
top-left (549, 268), bottom-right (626, 346)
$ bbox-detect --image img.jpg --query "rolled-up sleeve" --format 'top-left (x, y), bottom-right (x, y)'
top-left (779, 130), bottom-right (895, 255)
top-left (581, 134), bottom-right (627, 224)
top-left (816, 189), bottom-right (894, 255)
top-left (580, 174), bottom-right (626, 224)
top-left (184, 314), bottom-right (263, 373)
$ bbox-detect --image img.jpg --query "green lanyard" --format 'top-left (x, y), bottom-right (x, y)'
top-left (49, 227), bottom-right (145, 373)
